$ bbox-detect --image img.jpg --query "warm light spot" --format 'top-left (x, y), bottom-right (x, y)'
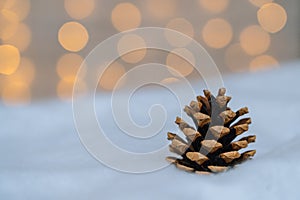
top-left (0, 77), bottom-right (3, 93)
top-left (64, 0), bottom-right (95, 19)
top-left (56, 53), bottom-right (85, 81)
top-left (161, 77), bottom-right (180, 84)
top-left (57, 80), bottom-right (74, 100)
top-left (202, 18), bottom-right (233, 49)
top-left (58, 21), bottom-right (89, 52)
top-left (249, 0), bottom-right (273, 7)
top-left (165, 18), bottom-right (194, 47)
top-left (5, 57), bottom-right (35, 84)
top-left (3, 0), bottom-right (31, 21)
top-left (166, 48), bottom-right (195, 77)
top-left (2, 23), bottom-right (31, 52)
top-left (198, 0), bottom-right (229, 13)
top-left (99, 62), bottom-right (126, 91)
top-left (117, 34), bottom-right (147, 63)
top-left (57, 79), bottom-right (86, 100)
top-left (225, 43), bottom-right (252, 72)
top-left (240, 25), bottom-right (270, 56)
top-left (111, 3), bottom-right (141, 32)
top-left (257, 3), bottom-right (287, 33)
top-left (250, 55), bottom-right (279, 71)
top-left (0, 1), bottom-right (5, 9)
top-left (2, 82), bottom-right (31, 105)
top-left (0, 44), bottom-right (20, 75)
top-left (0, 9), bottom-right (19, 40)
top-left (146, 0), bottom-right (176, 20)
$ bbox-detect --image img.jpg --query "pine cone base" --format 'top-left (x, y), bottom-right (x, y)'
top-left (166, 88), bottom-right (256, 174)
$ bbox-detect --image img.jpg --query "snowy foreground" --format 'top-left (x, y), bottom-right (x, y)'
top-left (1, 61), bottom-right (300, 200)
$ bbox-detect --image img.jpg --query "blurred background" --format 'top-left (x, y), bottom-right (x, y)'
top-left (0, 0), bottom-right (299, 106)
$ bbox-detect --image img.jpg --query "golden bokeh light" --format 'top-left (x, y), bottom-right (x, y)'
top-left (117, 34), bottom-right (147, 64)
top-left (0, 1), bottom-right (5, 9)
top-left (64, 0), bottom-right (95, 20)
top-left (0, 9), bottom-right (19, 40)
top-left (161, 77), bottom-right (180, 84)
top-left (58, 21), bottom-right (89, 52)
top-left (166, 48), bottom-right (195, 77)
top-left (57, 80), bottom-right (74, 100)
top-left (57, 79), bottom-right (86, 100)
top-left (225, 43), bottom-right (252, 72)
top-left (165, 18), bottom-right (194, 47)
top-left (56, 53), bottom-right (85, 81)
top-left (198, 0), bottom-right (229, 13)
top-left (111, 3), bottom-right (141, 32)
top-left (257, 3), bottom-right (287, 33)
top-left (250, 55), bottom-right (279, 72)
top-left (240, 25), bottom-right (270, 56)
top-left (146, 0), bottom-right (176, 20)
top-left (99, 62), bottom-right (126, 91)
top-left (0, 76), bottom-right (3, 94)
top-left (3, 0), bottom-right (31, 21)
top-left (2, 82), bottom-right (31, 105)
top-left (249, 0), bottom-right (273, 7)
top-left (3, 23), bottom-right (31, 52)
top-left (0, 44), bottom-right (20, 75)
top-left (202, 18), bottom-right (233, 49)
top-left (5, 57), bottom-right (35, 84)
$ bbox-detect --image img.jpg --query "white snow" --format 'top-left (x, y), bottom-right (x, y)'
top-left (1, 61), bottom-right (300, 200)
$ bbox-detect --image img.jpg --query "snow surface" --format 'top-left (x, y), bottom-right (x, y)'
top-left (1, 61), bottom-right (300, 200)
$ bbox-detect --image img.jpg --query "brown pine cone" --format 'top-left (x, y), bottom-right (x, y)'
top-left (166, 88), bottom-right (256, 174)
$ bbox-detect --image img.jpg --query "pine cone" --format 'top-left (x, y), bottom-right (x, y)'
top-left (166, 88), bottom-right (256, 174)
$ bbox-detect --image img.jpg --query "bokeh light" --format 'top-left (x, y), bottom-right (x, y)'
top-left (5, 57), bottom-right (35, 84)
top-left (2, 82), bottom-right (31, 105)
top-left (111, 3), bottom-right (141, 32)
top-left (98, 62), bottom-right (126, 91)
top-left (146, 0), bottom-right (176, 20)
top-left (249, 0), bottom-right (273, 7)
top-left (166, 48), bottom-right (195, 77)
top-left (240, 25), bottom-right (270, 56)
top-left (198, 0), bottom-right (229, 14)
top-left (250, 55), bottom-right (279, 71)
top-left (0, 76), bottom-right (3, 94)
top-left (0, 1), bottom-right (5, 9)
top-left (165, 18), bottom-right (194, 47)
top-left (0, 44), bottom-right (20, 75)
top-left (58, 21), bottom-right (89, 52)
top-left (2, 0), bottom-right (31, 21)
top-left (56, 53), bottom-right (85, 81)
top-left (64, 0), bottom-right (95, 20)
top-left (57, 80), bottom-right (74, 100)
top-left (117, 34), bottom-right (147, 64)
top-left (225, 43), bottom-right (252, 72)
top-left (0, 0), bottom-right (294, 103)
top-left (202, 18), bottom-right (233, 49)
top-left (257, 3), bottom-right (287, 33)
top-left (161, 77), bottom-right (180, 84)
top-left (2, 23), bottom-right (31, 52)
top-left (0, 9), bottom-right (19, 40)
